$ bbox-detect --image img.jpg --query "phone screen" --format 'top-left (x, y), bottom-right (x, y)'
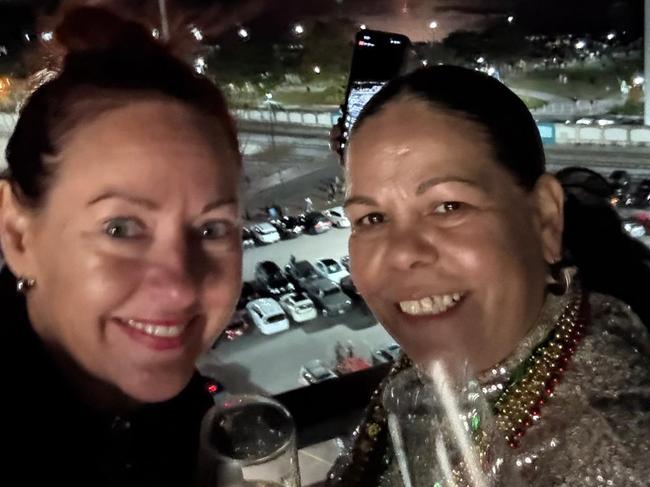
top-left (343, 31), bottom-right (411, 138)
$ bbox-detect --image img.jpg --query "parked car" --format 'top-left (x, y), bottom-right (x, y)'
top-left (632, 212), bottom-right (650, 232)
top-left (221, 310), bottom-right (251, 343)
top-left (623, 219), bottom-right (646, 239)
top-left (340, 275), bottom-right (361, 301)
top-left (236, 281), bottom-right (259, 310)
top-left (246, 298), bottom-right (290, 335)
top-left (340, 255), bottom-right (350, 271)
top-left (285, 255), bottom-right (320, 286)
top-left (254, 261), bottom-right (295, 296)
top-left (632, 179), bottom-right (650, 209)
top-left (242, 227), bottom-right (256, 249)
top-left (300, 212), bottom-right (332, 235)
top-left (270, 216), bottom-right (304, 239)
top-left (303, 278), bottom-right (352, 316)
top-left (323, 206), bottom-right (350, 228)
top-left (300, 359), bottom-right (338, 385)
top-left (251, 222), bottom-right (281, 244)
top-left (279, 292), bottom-right (318, 323)
top-left (314, 258), bottom-right (350, 284)
top-left (372, 343), bottom-right (401, 364)
top-left (608, 170), bottom-right (633, 207)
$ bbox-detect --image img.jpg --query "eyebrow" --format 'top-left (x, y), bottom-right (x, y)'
top-left (87, 191), bottom-right (158, 210)
top-left (344, 176), bottom-right (482, 209)
top-left (88, 191), bottom-right (238, 214)
top-left (415, 176), bottom-right (482, 196)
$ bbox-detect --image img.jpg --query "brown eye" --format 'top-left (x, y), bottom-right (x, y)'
top-left (358, 213), bottom-right (385, 226)
top-left (433, 202), bottom-right (463, 214)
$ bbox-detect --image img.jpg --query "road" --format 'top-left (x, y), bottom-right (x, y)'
top-left (197, 225), bottom-right (395, 396)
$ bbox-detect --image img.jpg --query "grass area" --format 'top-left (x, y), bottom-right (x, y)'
top-left (505, 72), bottom-right (617, 100)
top-left (272, 86), bottom-right (344, 107)
top-left (504, 60), bottom-right (641, 100)
top-left (609, 99), bottom-right (643, 116)
top-left (518, 96), bottom-right (547, 110)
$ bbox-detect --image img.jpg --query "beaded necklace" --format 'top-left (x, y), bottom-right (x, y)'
top-left (493, 290), bottom-right (590, 448)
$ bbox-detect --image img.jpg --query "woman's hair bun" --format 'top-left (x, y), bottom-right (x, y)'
top-left (54, 6), bottom-right (155, 55)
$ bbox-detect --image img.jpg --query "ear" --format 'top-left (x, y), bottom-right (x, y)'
top-left (532, 174), bottom-right (565, 264)
top-left (0, 181), bottom-right (37, 277)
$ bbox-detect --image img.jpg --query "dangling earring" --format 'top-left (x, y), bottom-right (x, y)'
top-left (16, 277), bottom-right (36, 294)
top-left (546, 261), bottom-right (576, 296)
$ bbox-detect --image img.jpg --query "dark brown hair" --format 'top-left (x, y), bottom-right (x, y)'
top-left (5, 6), bottom-right (240, 206)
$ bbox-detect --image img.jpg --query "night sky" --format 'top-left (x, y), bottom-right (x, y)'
top-left (0, 0), bottom-right (645, 43)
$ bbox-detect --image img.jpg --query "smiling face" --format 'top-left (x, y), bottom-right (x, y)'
top-left (2, 98), bottom-right (242, 404)
top-left (345, 96), bottom-right (564, 371)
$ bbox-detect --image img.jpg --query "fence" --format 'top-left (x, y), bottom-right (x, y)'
top-left (4, 110), bottom-right (650, 149)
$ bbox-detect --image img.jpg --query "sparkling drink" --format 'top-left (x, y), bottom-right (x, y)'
top-left (199, 394), bottom-right (301, 487)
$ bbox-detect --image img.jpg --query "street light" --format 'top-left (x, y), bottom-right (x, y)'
top-left (194, 56), bottom-right (206, 74)
top-left (360, 24), bottom-right (367, 30)
top-left (293, 24), bottom-right (305, 36)
top-left (422, 60), bottom-right (428, 66)
top-left (313, 66), bottom-right (321, 75)
top-left (238, 27), bottom-right (249, 40)
top-left (575, 40), bottom-right (586, 50)
top-left (507, 15), bottom-right (515, 24)
top-left (191, 26), bottom-right (203, 41)
top-left (606, 32), bottom-right (616, 41)
top-left (476, 56), bottom-right (485, 64)
top-left (428, 20), bottom-right (438, 30)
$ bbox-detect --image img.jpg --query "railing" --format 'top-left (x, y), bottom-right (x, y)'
top-left (4, 111), bottom-right (650, 149)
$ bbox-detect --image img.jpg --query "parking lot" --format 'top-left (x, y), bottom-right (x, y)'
top-left (197, 224), bottom-right (395, 395)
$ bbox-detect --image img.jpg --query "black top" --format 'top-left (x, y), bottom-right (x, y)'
top-left (0, 267), bottom-right (214, 487)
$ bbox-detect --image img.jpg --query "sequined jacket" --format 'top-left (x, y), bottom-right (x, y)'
top-left (326, 289), bottom-right (650, 486)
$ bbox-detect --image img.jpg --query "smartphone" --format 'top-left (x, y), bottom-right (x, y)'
top-left (340, 30), bottom-right (412, 151)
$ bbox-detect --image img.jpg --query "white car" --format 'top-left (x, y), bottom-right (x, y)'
top-left (314, 258), bottom-right (350, 284)
top-left (251, 222), bottom-right (281, 245)
top-left (246, 298), bottom-right (290, 335)
top-left (279, 292), bottom-right (318, 323)
top-left (323, 206), bottom-right (350, 228)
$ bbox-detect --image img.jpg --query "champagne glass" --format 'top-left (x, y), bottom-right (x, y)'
top-left (198, 393), bottom-right (301, 487)
top-left (382, 361), bottom-right (522, 487)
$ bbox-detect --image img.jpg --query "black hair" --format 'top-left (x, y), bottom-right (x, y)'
top-left (353, 65), bottom-right (650, 327)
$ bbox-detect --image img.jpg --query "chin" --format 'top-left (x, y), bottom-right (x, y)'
top-left (120, 372), bottom-right (193, 404)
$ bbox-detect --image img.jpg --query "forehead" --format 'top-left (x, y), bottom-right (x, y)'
top-left (346, 96), bottom-right (500, 186)
top-left (54, 99), bottom-right (239, 194)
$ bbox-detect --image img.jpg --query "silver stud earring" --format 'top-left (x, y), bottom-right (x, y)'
top-left (16, 277), bottom-right (36, 294)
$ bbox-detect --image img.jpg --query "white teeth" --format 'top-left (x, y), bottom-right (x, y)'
top-left (420, 297), bottom-right (433, 313)
top-left (399, 293), bottom-right (465, 316)
top-left (125, 319), bottom-right (185, 338)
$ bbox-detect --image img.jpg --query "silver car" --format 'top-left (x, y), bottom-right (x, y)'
top-left (300, 359), bottom-right (338, 385)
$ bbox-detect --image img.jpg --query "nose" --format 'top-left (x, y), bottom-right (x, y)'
top-left (385, 223), bottom-right (439, 272)
top-left (145, 238), bottom-right (199, 311)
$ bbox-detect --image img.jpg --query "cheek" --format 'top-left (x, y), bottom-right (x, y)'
top-left (40, 247), bottom-right (144, 321)
top-left (348, 236), bottom-right (380, 297)
top-left (201, 251), bottom-right (242, 333)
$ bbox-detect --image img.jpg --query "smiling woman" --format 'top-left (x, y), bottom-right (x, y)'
top-left (0, 5), bottom-right (242, 486)
top-left (327, 66), bottom-right (650, 486)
